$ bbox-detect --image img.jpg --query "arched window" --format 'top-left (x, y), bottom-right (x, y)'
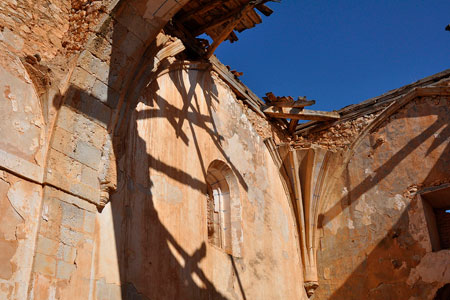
top-left (206, 160), bottom-right (242, 256)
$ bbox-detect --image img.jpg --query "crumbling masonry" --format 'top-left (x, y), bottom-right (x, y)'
top-left (0, 0), bottom-right (449, 299)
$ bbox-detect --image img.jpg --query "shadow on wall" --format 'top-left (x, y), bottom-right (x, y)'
top-left (53, 2), bottom-right (249, 299)
top-left (316, 103), bottom-right (450, 299)
top-left (320, 112), bottom-right (450, 229)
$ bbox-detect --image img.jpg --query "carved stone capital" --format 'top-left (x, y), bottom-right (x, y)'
top-left (304, 281), bottom-right (319, 297)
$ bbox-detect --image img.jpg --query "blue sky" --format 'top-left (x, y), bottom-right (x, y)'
top-left (214, 1), bottom-right (450, 111)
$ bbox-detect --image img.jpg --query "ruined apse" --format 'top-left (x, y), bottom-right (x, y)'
top-left (0, 1), bottom-right (449, 300)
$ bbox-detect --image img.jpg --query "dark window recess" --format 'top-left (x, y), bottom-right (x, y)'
top-left (435, 208), bottom-right (450, 249)
top-left (434, 284), bottom-right (450, 300)
top-left (421, 184), bottom-right (450, 251)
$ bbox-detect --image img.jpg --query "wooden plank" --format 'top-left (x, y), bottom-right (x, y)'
top-left (176, 0), bottom-right (223, 22)
top-left (272, 100), bottom-right (316, 108)
top-left (288, 119), bottom-right (298, 133)
top-left (263, 106), bottom-right (340, 121)
top-left (264, 92), bottom-right (277, 102)
top-left (205, 4), bottom-right (252, 58)
top-left (194, 3), bottom-right (249, 36)
top-left (209, 56), bottom-right (265, 117)
top-left (170, 22), bottom-right (206, 56)
top-left (294, 85), bottom-right (450, 136)
top-left (256, 3), bottom-right (273, 16)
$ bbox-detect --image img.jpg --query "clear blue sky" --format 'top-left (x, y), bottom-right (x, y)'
top-left (215, 1), bottom-right (450, 111)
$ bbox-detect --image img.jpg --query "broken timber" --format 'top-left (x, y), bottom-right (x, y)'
top-left (263, 92), bottom-right (316, 108)
top-left (209, 56), bottom-right (266, 117)
top-left (263, 106), bottom-right (340, 121)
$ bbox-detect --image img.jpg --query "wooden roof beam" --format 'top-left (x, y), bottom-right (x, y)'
top-left (263, 106), bottom-right (340, 121)
top-left (288, 119), bottom-right (298, 133)
top-left (271, 100), bottom-right (316, 108)
top-left (205, 3), bottom-right (255, 58)
top-left (255, 3), bottom-right (273, 16)
top-left (194, 1), bottom-right (260, 36)
top-left (176, 0), bottom-right (223, 23)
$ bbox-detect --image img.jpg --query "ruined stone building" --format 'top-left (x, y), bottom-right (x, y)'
top-left (0, 0), bottom-right (449, 299)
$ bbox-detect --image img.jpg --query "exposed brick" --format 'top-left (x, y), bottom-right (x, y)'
top-left (56, 260), bottom-right (76, 280)
top-left (91, 79), bottom-right (120, 108)
top-left (114, 3), bottom-right (159, 42)
top-left (34, 253), bottom-right (56, 276)
top-left (56, 106), bottom-right (77, 134)
top-left (69, 182), bottom-right (99, 204)
top-left (43, 186), bottom-right (97, 213)
top-left (57, 244), bottom-right (77, 263)
top-left (60, 201), bottom-right (84, 230)
top-left (64, 92), bottom-right (111, 128)
top-left (70, 67), bottom-right (96, 92)
top-left (51, 127), bottom-right (76, 159)
top-left (83, 211), bottom-right (96, 234)
top-left (73, 113), bottom-right (108, 149)
top-left (78, 50), bottom-right (110, 84)
top-left (45, 148), bottom-right (83, 193)
top-left (59, 227), bottom-right (83, 248)
top-left (81, 165), bottom-right (99, 190)
top-left (152, 0), bottom-right (182, 21)
top-left (86, 35), bottom-right (113, 63)
top-left (74, 141), bottom-right (101, 170)
top-left (119, 30), bottom-right (143, 58)
top-left (106, 52), bottom-right (135, 92)
top-left (36, 235), bottom-right (59, 257)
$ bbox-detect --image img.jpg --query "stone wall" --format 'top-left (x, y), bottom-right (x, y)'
top-left (1, 1), bottom-right (449, 299)
top-left (0, 0), bottom-right (193, 299)
top-left (91, 63), bottom-right (308, 299)
top-left (315, 95), bottom-right (450, 299)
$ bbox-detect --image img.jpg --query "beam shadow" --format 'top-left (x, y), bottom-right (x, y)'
top-left (53, 2), bottom-right (250, 298)
top-left (316, 103), bottom-right (450, 299)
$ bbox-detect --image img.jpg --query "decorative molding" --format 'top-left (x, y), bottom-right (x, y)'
top-left (276, 145), bottom-right (339, 297)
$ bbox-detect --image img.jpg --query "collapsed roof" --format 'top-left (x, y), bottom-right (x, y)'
top-left (168, 0), bottom-right (275, 57)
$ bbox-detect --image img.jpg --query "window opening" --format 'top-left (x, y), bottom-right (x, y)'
top-left (420, 184), bottom-right (450, 251)
top-left (433, 284), bottom-right (450, 300)
top-left (206, 160), bottom-right (242, 256)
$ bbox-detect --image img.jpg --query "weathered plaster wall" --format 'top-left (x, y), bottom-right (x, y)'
top-left (2, 1), bottom-right (448, 299)
top-left (0, 171), bottom-right (42, 299)
top-left (0, 1), bottom-right (193, 299)
top-left (92, 64), bottom-right (308, 299)
top-left (0, 49), bottom-right (47, 183)
top-left (315, 95), bottom-right (450, 299)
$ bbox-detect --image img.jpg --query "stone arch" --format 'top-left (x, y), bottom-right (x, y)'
top-left (0, 50), bottom-right (47, 182)
top-left (206, 160), bottom-right (243, 257)
top-left (42, 0), bottom-right (191, 206)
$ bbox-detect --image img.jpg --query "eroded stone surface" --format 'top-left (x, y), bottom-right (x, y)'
top-left (0, 1), bottom-right (448, 300)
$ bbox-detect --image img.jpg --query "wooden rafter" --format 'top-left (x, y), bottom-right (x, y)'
top-left (288, 119), bottom-right (298, 133)
top-left (263, 106), bottom-right (340, 121)
top-left (271, 100), bottom-right (316, 108)
top-left (255, 3), bottom-right (273, 16)
top-left (263, 92), bottom-right (316, 108)
top-left (176, 0), bottom-right (223, 23)
top-left (194, 1), bottom-right (264, 36)
top-left (205, 3), bottom-right (255, 58)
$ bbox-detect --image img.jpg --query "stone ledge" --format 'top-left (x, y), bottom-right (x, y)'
top-left (0, 149), bottom-right (44, 183)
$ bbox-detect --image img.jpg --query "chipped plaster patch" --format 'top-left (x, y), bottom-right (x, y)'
top-left (347, 219), bottom-right (355, 229)
top-left (392, 194), bottom-right (406, 211)
top-left (341, 186), bottom-right (348, 196)
top-left (407, 250), bottom-right (450, 286)
top-left (355, 195), bottom-right (376, 226)
top-left (150, 174), bottom-right (183, 205)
